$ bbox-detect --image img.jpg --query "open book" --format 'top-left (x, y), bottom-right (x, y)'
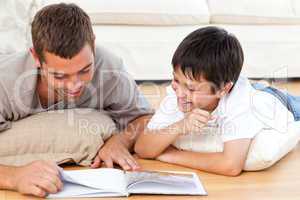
top-left (47, 168), bottom-right (207, 198)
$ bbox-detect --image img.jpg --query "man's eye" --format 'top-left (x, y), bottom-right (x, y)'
top-left (80, 68), bottom-right (90, 74)
top-left (54, 76), bottom-right (66, 80)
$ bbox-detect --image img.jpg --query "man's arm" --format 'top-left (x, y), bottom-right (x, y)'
top-left (0, 165), bottom-right (15, 190)
top-left (0, 161), bottom-right (63, 197)
top-left (91, 114), bottom-right (152, 170)
top-left (156, 139), bottom-right (251, 176)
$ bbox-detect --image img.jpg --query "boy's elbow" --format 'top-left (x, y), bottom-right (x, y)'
top-left (223, 166), bottom-right (242, 177)
top-left (134, 144), bottom-right (158, 159)
top-left (222, 161), bottom-right (243, 177)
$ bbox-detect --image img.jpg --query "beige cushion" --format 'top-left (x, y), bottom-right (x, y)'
top-left (39, 0), bottom-right (210, 25)
top-left (208, 0), bottom-right (300, 25)
top-left (0, 109), bottom-right (116, 166)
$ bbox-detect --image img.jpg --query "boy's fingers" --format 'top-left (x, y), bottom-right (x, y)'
top-left (195, 115), bottom-right (210, 124)
top-left (193, 109), bottom-right (211, 118)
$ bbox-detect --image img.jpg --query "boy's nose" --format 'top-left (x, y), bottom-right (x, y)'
top-left (176, 86), bottom-right (187, 98)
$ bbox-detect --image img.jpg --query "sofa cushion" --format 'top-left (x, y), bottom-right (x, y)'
top-left (208, 0), bottom-right (300, 25)
top-left (92, 24), bottom-right (300, 80)
top-left (40, 0), bottom-right (210, 25)
top-left (244, 121), bottom-right (300, 171)
top-left (0, 109), bottom-right (116, 166)
top-left (0, 0), bottom-right (33, 54)
top-left (172, 121), bottom-right (300, 171)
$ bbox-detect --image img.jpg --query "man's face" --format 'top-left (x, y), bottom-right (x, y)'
top-left (35, 44), bottom-right (95, 102)
top-left (171, 68), bottom-right (223, 113)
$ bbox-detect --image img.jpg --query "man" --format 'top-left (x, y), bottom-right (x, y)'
top-left (0, 3), bottom-right (153, 197)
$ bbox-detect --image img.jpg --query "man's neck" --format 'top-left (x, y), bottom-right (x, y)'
top-left (36, 75), bottom-right (56, 108)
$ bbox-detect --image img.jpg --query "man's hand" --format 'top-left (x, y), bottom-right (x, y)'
top-left (91, 134), bottom-right (140, 171)
top-left (178, 108), bottom-right (213, 134)
top-left (12, 160), bottom-right (63, 197)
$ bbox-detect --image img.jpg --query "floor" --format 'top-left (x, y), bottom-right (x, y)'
top-left (1, 79), bottom-right (300, 200)
top-left (2, 145), bottom-right (300, 200)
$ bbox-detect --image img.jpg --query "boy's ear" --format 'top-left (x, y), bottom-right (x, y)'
top-left (223, 82), bottom-right (234, 95)
top-left (30, 47), bottom-right (42, 68)
top-left (218, 82), bottom-right (233, 98)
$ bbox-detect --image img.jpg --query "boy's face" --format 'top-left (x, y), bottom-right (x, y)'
top-left (32, 44), bottom-right (95, 102)
top-left (172, 68), bottom-right (224, 113)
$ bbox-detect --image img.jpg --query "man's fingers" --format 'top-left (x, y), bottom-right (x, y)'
top-left (43, 173), bottom-right (63, 192)
top-left (30, 185), bottom-right (47, 198)
top-left (123, 155), bottom-right (140, 171)
top-left (91, 156), bottom-right (102, 168)
top-left (42, 161), bottom-right (60, 176)
top-left (117, 158), bottom-right (131, 171)
top-left (35, 177), bottom-right (58, 194)
top-left (103, 158), bottom-right (114, 168)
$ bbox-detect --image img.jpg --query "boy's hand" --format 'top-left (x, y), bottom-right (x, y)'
top-left (178, 108), bottom-right (212, 134)
top-left (12, 160), bottom-right (63, 197)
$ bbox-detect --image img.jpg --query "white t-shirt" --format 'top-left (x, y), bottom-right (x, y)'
top-left (147, 76), bottom-right (294, 152)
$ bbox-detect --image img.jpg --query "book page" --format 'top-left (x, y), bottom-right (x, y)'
top-left (47, 168), bottom-right (128, 198)
top-left (125, 171), bottom-right (207, 195)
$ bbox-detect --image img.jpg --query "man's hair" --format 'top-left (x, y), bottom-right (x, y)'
top-left (172, 26), bottom-right (244, 90)
top-left (31, 3), bottom-right (95, 63)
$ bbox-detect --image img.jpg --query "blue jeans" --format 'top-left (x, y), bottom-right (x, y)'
top-left (252, 83), bottom-right (300, 121)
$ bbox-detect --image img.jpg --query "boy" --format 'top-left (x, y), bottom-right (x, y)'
top-left (135, 26), bottom-right (299, 176)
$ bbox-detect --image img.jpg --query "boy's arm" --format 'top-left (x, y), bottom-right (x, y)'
top-left (156, 138), bottom-right (251, 176)
top-left (135, 109), bottom-right (212, 159)
top-left (134, 122), bottom-right (182, 159)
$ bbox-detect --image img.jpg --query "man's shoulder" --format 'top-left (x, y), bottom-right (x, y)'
top-left (0, 51), bottom-right (37, 94)
top-left (0, 51), bottom-right (35, 78)
top-left (94, 45), bottom-right (124, 71)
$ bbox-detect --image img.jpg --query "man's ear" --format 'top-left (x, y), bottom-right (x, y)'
top-left (30, 48), bottom-right (41, 68)
top-left (93, 36), bottom-right (96, 53)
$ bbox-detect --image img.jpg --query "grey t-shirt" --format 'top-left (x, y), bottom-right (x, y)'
top-left (0, 45), bottom-right (153, 132)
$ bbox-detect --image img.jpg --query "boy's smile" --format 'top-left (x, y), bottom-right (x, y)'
top-left (172, 67), bottom-right (222, 113)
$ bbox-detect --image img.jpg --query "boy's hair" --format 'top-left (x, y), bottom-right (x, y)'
top-left (172, 26), bottom-right (244, 90)
top-left (31, 3), bottom-right (95, 63)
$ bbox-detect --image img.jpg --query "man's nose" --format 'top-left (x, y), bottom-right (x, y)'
top-left (68, 75), bottom-right (82, 89)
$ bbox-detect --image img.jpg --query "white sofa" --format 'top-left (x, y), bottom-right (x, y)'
top-left (1, 0), bottom-right (300, 80)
